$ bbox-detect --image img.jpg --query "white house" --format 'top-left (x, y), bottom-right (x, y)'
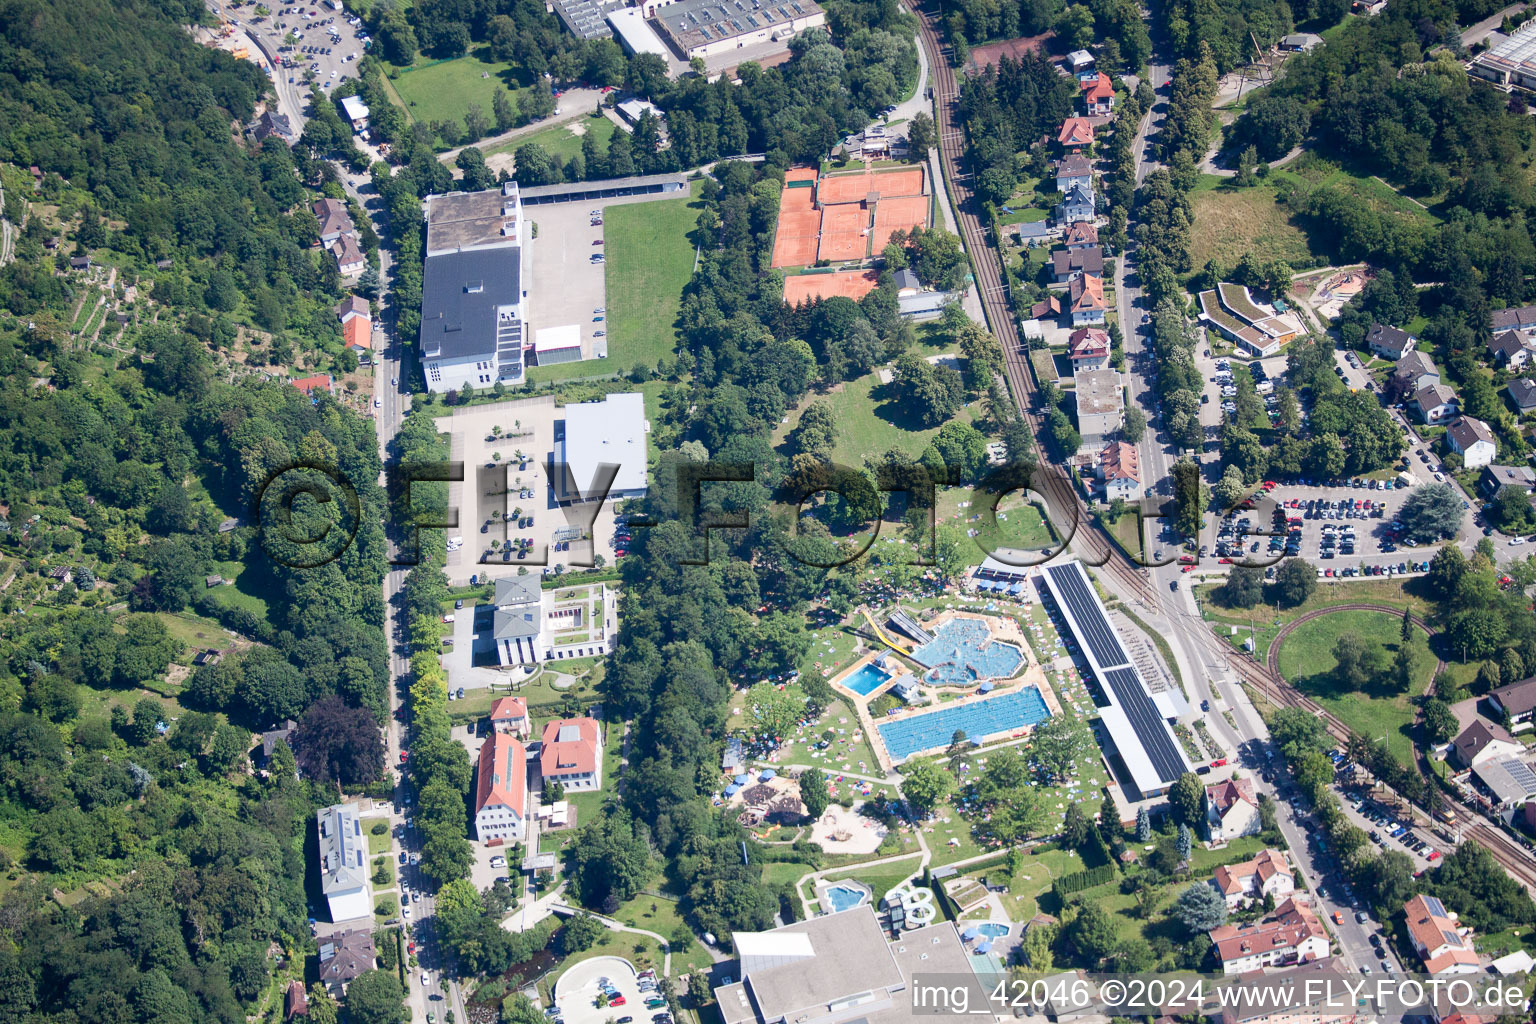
top-left (1068, 327), bottom-right (1111, 371)
top-left (1204, 777), bottom-right (1262, 841)
top-left (1211, 849), bottom-right (1294, 909)
top-left (1367, 322), bottom-right (1416, 360)
top-left (317, 802), bottom-right (372, 922)
top-left (473, 731), bottom-right (528, 843)
top-left (1055, 153), bottom-right (1093, 194)
top-left (1411, 382), bottom-right (1459, 425)
top-left (1445, 416), bottom-right (1497, 469)
top-left (1099, 441), bottom-right (1142, 501)
top-left (1210, 898), bottom-right (1330, 974)
top-left (1451, 720), bottom-right (1524, 769)
top-left (339, 94), bottom-right (370, 131)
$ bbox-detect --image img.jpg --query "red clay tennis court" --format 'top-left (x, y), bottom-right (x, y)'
top-left (817, 166), bottom-right (925, 205)
top-left (817, 205), bottom-right (869, 262)
top-left (782, 269), bottom-right (880, 304)
top-left (772, 202), bottom-right (822, 267)
top-left (771, 169), bottom-right (822, 267)
top-left (871, 194), bottom-right (931, 250)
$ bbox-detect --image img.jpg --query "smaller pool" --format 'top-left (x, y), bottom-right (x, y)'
top-left (825, 884), bottom-right (869, 913)
top-left (976, 923), bottom-right (1010, 939)
top-left (840, 663), bottom-right (890, 697)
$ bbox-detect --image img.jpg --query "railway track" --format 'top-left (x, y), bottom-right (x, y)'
top-left (906, 0), bottom-right (1536, 892)
top-left (907, 2), bottom-right (1160, 611)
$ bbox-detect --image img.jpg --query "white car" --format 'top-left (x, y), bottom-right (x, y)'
top-left (402, 904), bottom-right (411, 918)
top-left (422, 972), bottom-right (430, 986)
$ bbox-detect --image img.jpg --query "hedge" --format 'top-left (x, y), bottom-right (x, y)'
top-left (1054, 864), bottom-right (1116, 897)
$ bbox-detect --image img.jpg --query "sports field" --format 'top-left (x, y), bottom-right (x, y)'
top-left (771, 171), bottom-right (821, 267)
top-left (818, 166), bottom-right (924, 204)
top-left (818, 205), bottom-right (869, 261)
top-left (872, 194), bottom-right (928, 250)
top-left (390, 52), bottom-right (530, 135)
top-left (783, 269), bottom-right (880, 305)
top-left (600, 186), bottom-right (701, 373)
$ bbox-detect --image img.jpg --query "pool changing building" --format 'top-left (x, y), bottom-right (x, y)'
top-left (1040, 560), bottom-right (1191, 799)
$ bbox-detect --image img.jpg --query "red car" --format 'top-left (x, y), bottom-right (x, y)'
top-left (408, 942), bottom-right (417, 955)
top-left (1210, 758), bottom-right (1227, 767)
top-left (399, 750), bottom-right (408, 763)
top-left (1178, 555), bottom-right (1196, 564)
top-left (610, 997), bottom-right (626, 1007)
top-left (1181, 565), bottom-right (1194, 573)
top-left (1428, 850), bottom-right (1441, 862)
top-left (1262, 480), bottom-right (1277, 489)
top-left (614, 549), bottom-right (627, 557)
top-left (1218, 557), bottom-right (1233, 564)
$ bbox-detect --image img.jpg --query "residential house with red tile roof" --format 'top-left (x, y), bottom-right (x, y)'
top-left (1058, 117), bottom-right (1095, 149)
top-left (539, 717), bottom-right (602, 791)
top-left (1404, 895), bottom-right (1480, 975)
top-left (1211, 849), bottom-right (1294, 908)
top-left (1098, 441), bottom-right (1141, 501)
top-left (292, 373), bottom-right (334, 396)
top-left (1210, 898), bottom-right (1329, 974)
top-left (1204, 777), bottom-right (1261, 841)
top-left (1081, 72), bottom-right (1115, 114)
top-left (1068, 327), bottom-right (1111, 371)
top-left (1069, 273), bottom-right (1106, 326)
top-left (490, 695), bottom-right (530, 738)
top-left (1064, 221), bottom-right (1099, 250)
top-left (474, 732), bottom-right (528, 842)
top-left (342, 315), bottom-right (371, 352)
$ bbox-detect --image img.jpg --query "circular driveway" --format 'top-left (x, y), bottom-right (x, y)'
top-left (554, 955), bottom-right (645, 1024)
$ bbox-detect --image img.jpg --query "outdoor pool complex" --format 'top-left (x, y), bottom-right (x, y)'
top-left (841, 662), bottom-right (891, 696)
top-left (911, 619), bottom-right (1023, 686)
top-left (976, 923), bottom-right (1010, 938)
top-left (878, 687), bottom-right (1051, 761)
top-left (824, 884), bottom-right (869, 912)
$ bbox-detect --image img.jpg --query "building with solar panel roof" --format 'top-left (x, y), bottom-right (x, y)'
top-left (1039, 560), bottom-right (1191, 798)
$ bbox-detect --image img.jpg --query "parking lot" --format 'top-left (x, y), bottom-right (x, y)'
top-left (525, 203), bottom-right (610, 364)
top-left (267, 4), bottom-right (368, 94)
top-left (1177, 478), bottom-right (1463, 579)
top-left (553, 955), bottom-right (669, 1024)
top-left (434, 397), bottom-right (622, 587)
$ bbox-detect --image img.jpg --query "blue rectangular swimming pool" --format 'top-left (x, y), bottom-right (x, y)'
top-left (878, 687), bottom-right (1051, 761)
top-left (840, 663), bottom-right (891, 696)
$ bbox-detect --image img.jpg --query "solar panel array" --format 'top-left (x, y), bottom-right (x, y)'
top-left (1101, 667), bottom-right (1187, 783)
top-left (1504, 758), bottom-right (1536, 794)
top-left (1044, 562), bottom-right (1129, 670)
top-left (1421, 895), bottom-right (1448, 918)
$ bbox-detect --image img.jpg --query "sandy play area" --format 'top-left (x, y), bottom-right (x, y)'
top-left (808, 801), bottom-right (888, 855)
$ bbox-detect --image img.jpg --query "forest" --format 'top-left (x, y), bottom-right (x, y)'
top-left (0, 0), bottom-right (401, 1016)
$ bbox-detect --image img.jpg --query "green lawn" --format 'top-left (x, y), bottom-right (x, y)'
top-left (968, 494), bottom-right (1055, 553)
top-left (389, 51), bottom-right (530, 135)
top-left (774, 360), bottom-right (988, 465)
top-left (1275, 609), bottom-right (1433, 763)
top-left (528, 183), bottom-right (701, 385)
top-left (485, 114), bottom-right (616, 165)
top-left (363, 817), bottom-right (392, 855)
